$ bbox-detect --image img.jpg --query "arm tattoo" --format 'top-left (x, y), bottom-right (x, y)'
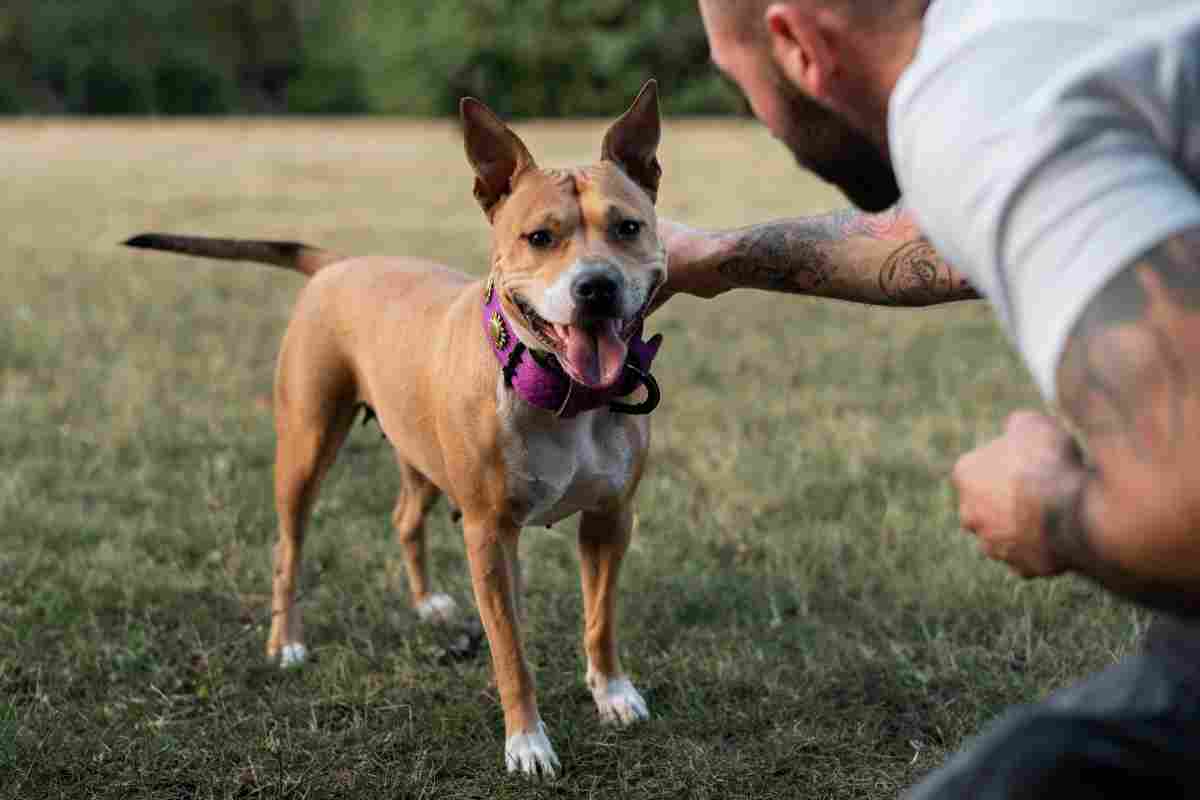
top-left (1050, 226), bottom-right (1200, 616)
top-left (1058, 228), bottom-right (1200, 454)
top-left (713, 207), bottom-right (978, 305)
top-left (715, 221), bottom-right (834, 294)
top-left (1041, 440), bottom-right (1094, 571)
top-left (1045, 464), bottom-right (1200, 617)
top-left (835, 205), bottom-right (916, 240)
top-left (878, 238), bottom-right (975, 305)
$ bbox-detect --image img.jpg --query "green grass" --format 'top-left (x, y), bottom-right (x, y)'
top-left (1, 118), bottom-right (1145, 799)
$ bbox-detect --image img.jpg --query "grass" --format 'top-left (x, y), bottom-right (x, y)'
top-left (0, 117), bottom-right (1147, 799)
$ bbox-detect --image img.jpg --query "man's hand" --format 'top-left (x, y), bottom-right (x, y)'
top-left (650, 218), bottom-right (726, 313)
top-left (952, 411), bottom-right (1086, 578)
top-left (657, 217), bottom-right (709, 274)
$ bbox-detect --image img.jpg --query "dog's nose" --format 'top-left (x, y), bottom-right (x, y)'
top-left (572, 273), bottom-right (622, 316)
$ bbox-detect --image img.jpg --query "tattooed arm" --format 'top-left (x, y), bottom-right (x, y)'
top-left (953, 226), bottom-right (1200, 617)
top-left (657, 205), bottom-right (978, 307)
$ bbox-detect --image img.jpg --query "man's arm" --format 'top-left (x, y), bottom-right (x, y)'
top-left (954, 226), bottom-right (1200, 618)
top-left (658, 206), bottom-right (979, 307)
top-left (1047, 226), bottom-right (1200, 615)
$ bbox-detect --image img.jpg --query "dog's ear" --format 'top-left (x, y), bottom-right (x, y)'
top-left (601, 79), bottom-right (662, 203)
top-left (460, 98), bottom-right (536, 220)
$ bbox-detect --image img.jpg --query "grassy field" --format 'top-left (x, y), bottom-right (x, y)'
top-left (0, 118), bottom-right (1147, 799)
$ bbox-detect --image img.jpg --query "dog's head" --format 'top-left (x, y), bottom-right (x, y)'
top-left (461, 81), bottom-right (666, 391)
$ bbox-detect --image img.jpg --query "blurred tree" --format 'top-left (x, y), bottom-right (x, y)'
top-left (356, 0), bottom-right (741, 117)
top-left (0, 0), bottom-right (740, 116)
top-left (285, 0), bottom-right (368, 113)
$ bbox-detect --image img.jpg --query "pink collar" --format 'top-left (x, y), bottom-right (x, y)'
top-left (481, 278), bottom-right (662, 418)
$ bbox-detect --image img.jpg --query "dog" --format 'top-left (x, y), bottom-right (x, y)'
top-left (124, 81), bottom-right (667, 778)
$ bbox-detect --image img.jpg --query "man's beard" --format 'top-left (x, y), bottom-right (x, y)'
top-left (770, 67), bottom-right (901, 213)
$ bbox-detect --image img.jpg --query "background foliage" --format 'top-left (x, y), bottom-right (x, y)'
top-left (0, 0), bottom-right (743, 116)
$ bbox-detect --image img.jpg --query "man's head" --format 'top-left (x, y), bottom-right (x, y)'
top-left (698, 0), bottom-right (926, 212)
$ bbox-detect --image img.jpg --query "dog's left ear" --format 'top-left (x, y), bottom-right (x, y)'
top-left (601, 80), bottom-right (662, 204)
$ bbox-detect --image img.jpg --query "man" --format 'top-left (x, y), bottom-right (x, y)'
top-left (659, 0), bottom-right (1200, 795)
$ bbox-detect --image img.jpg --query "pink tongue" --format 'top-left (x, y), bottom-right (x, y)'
top-left (561, 319), bottom-right (627, 389)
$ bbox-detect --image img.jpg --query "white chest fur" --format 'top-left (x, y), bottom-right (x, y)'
top-left (497, 382), bottom-right (647, 528)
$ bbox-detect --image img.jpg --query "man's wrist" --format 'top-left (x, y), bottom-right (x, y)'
top-left (667, 225), bottom-right (736, 299)
top-left (1039, 461), bottom-right (1091, 575)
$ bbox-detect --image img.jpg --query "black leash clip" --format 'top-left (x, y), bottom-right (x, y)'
top-left (608, 363), bottom-right (661, 415)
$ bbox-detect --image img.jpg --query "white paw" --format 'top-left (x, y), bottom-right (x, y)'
top-left (590, 676), bottom-right (649, 725)
top-left (279, 642), bottom-right (308, 668)
top-left (505, 721), bottom-right (560, 779)
top-left (416, 593), bottom-right (458, 623)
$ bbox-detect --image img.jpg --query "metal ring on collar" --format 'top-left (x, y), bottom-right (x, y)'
top-left (608, 364), bottom-right (661, 416)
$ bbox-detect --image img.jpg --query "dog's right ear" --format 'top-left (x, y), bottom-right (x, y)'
top-left (460, 98), bottom-right (536, 220)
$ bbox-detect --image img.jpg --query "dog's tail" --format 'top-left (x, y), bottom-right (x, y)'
top-left (123, 233), bottom-right (342, 277)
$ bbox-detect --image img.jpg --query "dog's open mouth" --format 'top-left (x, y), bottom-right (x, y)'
top-left (512, 294), bottom-right (631, 390)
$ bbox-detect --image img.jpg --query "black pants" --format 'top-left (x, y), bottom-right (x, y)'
top-left (905, 616), bottom-right (1200, 798)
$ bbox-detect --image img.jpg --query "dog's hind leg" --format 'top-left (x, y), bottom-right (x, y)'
top-left (578, 506), bottom-right (649, 725)
top-left (392, 461), bottom-right (457, 623)
top-left (267, 335), bottom-right (357, 667)
top-left (268, 408), bottom-right (355, 667)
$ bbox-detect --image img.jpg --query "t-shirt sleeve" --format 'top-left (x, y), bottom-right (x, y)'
top-left (890, 16), bottom-right (1200, 401)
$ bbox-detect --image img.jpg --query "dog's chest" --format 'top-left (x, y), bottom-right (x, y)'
top-left (498, 388), bottom-right (645, 527)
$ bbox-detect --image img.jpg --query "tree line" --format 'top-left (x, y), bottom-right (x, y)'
top-left (0, 0), bottom-right (744, 117)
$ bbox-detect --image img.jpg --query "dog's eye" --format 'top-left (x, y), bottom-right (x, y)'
top-left (614, 219), bottom-right (642, 240)
top-left (526, 230), bottom-right (554, 249)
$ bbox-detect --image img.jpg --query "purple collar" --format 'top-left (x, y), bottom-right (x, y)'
top-left (481, 277), bottom-right (663, 418)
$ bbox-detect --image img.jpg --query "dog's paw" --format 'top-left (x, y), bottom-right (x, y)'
top-left (505, 721), bottom-right (560, 779)
top-left (416, 593), bottom-right (458, 624)
top-left (590, 676), bottom-right (649, 726)
top-left (279, 643), bottom-right (308, 668)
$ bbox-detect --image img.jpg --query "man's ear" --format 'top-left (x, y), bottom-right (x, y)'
top-left (764, 3), bottom-right (834, 102)
top-left (460, 97), bottom-right (536, 219)
top-left (601, 79), bottom-right (662, 203)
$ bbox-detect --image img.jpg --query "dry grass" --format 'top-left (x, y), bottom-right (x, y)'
top-left (1, 118), bottom-right (1145, 799)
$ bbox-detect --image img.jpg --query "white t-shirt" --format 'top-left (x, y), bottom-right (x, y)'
top-left (889, 0), bottom-right (1200, 400)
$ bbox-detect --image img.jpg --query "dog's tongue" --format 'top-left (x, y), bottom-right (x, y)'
top-left (557, 320), bottom-right (627, 389)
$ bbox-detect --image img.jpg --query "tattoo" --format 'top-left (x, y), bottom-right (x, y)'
top-left (715, 222), bottom-right (835, 294)
top-left (835, 205), bottom-right (917, 240)
top-left (878, 238), bottom-right (974, 305)
top-left (1047, 467), bottom-right (1200, 618)
top-left (1050, 225), bottom-right (1200, 617)
top-left (1041, 451), bottom-right (1093, 572)
top-left (1049, 477), bottom-right (1200, 617)
top-left (1058, 228), bottom-right (1200, 453)
top-left (712, 208), bottom-right (977, 305)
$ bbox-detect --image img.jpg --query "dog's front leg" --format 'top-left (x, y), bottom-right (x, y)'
top-left (463, 517), bottom-right (559, 778)
top-left (578, 506), bottom-right (649, 725)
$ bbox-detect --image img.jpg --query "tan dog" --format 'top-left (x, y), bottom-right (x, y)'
top-left (125, 82), bottom-right (666, 777)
